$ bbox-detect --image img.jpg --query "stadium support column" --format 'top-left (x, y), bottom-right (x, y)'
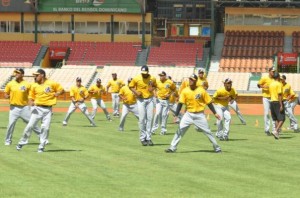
top-left (111, 15), bottom-right (114, 42)
top-left (71, 15), bottom-right (74, 41)
top-left (142, 13), bottom-right (146, 49)
top-left (21, 13), bottom-right (24, 33)
top-left (34, 12), bottom-right (38, 43)
top-left (210, 1), bottom-right (215, 55)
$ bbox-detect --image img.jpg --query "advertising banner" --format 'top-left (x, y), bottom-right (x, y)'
top-left (49, 47), bottom-right (68, 60)
top-left (278, 52), bottom-right (298, 66)
top-left (38, 0), bottom-right (142, 13)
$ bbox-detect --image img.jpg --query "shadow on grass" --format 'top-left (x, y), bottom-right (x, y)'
top-left (226, 138), bottom-right (248, 141)
top-left (178, 150), bottom-right (225, 154)
top-left (279, 136), bottom-right (294, 139)
top-left (153, 143), bottom-right (171, 146)
top-left (0, 127), bottom-right (7, 129)
top-left (46, 149), bottom-right (82, 152)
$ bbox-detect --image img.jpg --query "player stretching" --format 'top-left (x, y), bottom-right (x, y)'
top-left (165, 74), bottom-right (221, 153)
top-left (118, 78), bottom-right (139, 131)
top-left (129, 65), bottom-right (157, 146)
top-left (62, 77), bottom-right (96, 127)
top-left (16, 69), bottom-right (64, 153)
top-left (4, 68), bottom-right (41, 145)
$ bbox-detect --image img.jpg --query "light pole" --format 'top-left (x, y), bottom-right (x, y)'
top-left (24, 0), bottom-right (38, 43)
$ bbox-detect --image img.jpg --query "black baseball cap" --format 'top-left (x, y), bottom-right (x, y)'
top-left (128, 77), bottom-right (133, 82)
top-left (189, 74), bottom-right (198, 81)
top-left (158, 71), bottom-right (166, 76)
top-left (14, 68), bottom-right (24, 74)
top-left (223, 78), bottom-right (232, 84)
top-left (273, 72), bottom-right (280, 79)
top-left (76, 77), bottom-right (82, 81)
top-left (198, 68), bottom-right (205, 73)
top-left (112, 73), bottom-right (117, 75)
top-left (268, 67), bottom-right (275, 72)
top-left (96, 78), bottom-right (101, 82)
top-left (141, 65), bottom-right (149, 74)
top-left (281, 75), bottom-right (286, 80)
top-left (33, 69), bottom-right (46, 76)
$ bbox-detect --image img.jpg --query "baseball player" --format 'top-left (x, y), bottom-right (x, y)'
top-left (257, 67), bottom-right (275, 135)
top-left (269, 72), bottom-right (285, 139)
top-left (213, 78), bottom-right (237, 141)
top-left (4, 68), bottom-right (41, 145)
top-left (167, 76), bottom-right (181, 124)
top-left (106, 73), bottom-right (125, 117)
top-left (118, 78), bottom-right (139, 131)
top-left (152, 71), bottom-right (176, 135)
top-left (129, 65), bottom-right (157, 146)
top-left (165, 74), bottom-right (221, 153)
top-left (16, 69), bottom-right (64, 153)
top-left (88, 78), bottom-right (112, 121)
top-left (281, 75), bottom-right (299, 132)
top-left (62, 77), bottom-right (96, 127)
top-left (179, 68), bottom-right (209, 94)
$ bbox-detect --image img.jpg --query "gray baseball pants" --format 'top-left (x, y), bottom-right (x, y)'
top-left (137, 97), bottom-right (154, 141)
top-left (119, 103), bottom-right (139, 130)
top-left (90, 98), bottom-right (110, 120)
top-left (64, 102), bottom-right (95, 125)
top-left (152, 99), bottom-right (169, 134)
top-left (5, 105), bottom-right (41, 144)
top-left (168, 112), bottom-right (221, 152)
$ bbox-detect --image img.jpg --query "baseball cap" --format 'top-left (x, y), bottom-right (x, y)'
top-left (141, 65), bottom-right (149, 74)
top-left (189, 74), bottom-right (198, 81)
top-left (268, 67), bottom-right (275, 72)
top-left (168, 76), bottom-right (172, 80)
top-left (112, 73), bottom-right (117, 75)
top-left (76, 77), bottom-right (82, 81)
top-left (158, 71), bottom-right (166, 76)
top-left (198, 68), bottom-right (205, 73)
top-left (223, 78), bottom-right (232, 84)
top-left (128, 77), bottom-right (133, 82)
top-left (96, 78), bottom-right (101, 82)
top-left (273, 72), bottom-right (280, 79)
top-left (32, 69), bottom-right (46, 76)
top-left (14, 68), bottom-right (24, 74)
top-left (281, 75), bottom-right (286, 80)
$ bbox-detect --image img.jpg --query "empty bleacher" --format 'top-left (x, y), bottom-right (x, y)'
top-left (207, 72), bottom-right (251, 91)
top-left (49, 41), bottom-right (141, 66)
top-left (292, 31), bottom-right (300, 53)
top-left (147, 42), bottom-right (203, 67)
top-left (0, 41), bottom-right (42, 67)
top-left (219, 30), bottom-right (284, 72)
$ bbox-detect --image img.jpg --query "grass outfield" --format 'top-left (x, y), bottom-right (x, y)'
top-left (0, 102), bottom-right (300, 198)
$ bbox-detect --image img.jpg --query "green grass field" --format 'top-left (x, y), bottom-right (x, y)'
top-left (1, 102), bottom-right (300, 198)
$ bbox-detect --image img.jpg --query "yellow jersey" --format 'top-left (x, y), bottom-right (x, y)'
top-left (213, 87), bottom-right (237, 107)
top-left (70, 85), bottom-right (89, 101)
top-left (129, 74), bottom-right (157, 99)
top-left (119, 85), bottom-right (136, 105)
top-left (269, 81), bottom-right (283, 102)
top-left (4, 80), bottom-right (31, 106)
top-left (282, 83), bottom-right (295, 101)
top-left (107, 79), bottom-right (125, 93)
top-left (29, 79), bottom-right (63, 106)
top-left (179, 86), bottom-right (212, 113)
top-left (156, 79), bottom-right (176, 100)
top-left (258, 76), bottom-right (274, 98)
top-left (169, 89), bottom-right (179, 104)
top-left (88, 84), bottom-right (105, 99)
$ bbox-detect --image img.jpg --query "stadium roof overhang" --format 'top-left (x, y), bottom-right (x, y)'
top-left (213, 0), bottom-right (300, 8)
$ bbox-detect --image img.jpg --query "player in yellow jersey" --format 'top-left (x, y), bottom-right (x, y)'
top-left (88, 78), bottom-right (112, 121)
top-left (269, 72), bottom-right (285, 139)
top-left (281, 75), bottom-right (299, 132)
top-left (129, 65), bottom-right (157, 146)
top-left (179, 68), bottom-right (208, 94)
top-left (16, 69), bottom-right (64, 153)
top-left (62, 77), bottom-right (96, 127)
top-left (106, 73), bottom-right (125, 117)
top-left (167, 76), bottom-right (181, 124)
top-left (213, 78), bottom-right (237, 141)
top-left (165, 74), bottom-right (221, 153)
top-left (257, 67), bottom-right (275, 135)
top-left (152, 71), bottom-right (176, 135)
top-left (118, 78), bottom-right (139, 131)
top-left (4, 68), bottom-right (41, 145)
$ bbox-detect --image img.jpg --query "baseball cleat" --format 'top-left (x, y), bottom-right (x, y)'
top-left (4, 142), bottom-right (11, 146)
top-left (37, 148), bottom-right (44, 153)
top-left (62, 121), bottom-right (67, 126)
top-left (165, 148), bottom-right (176, 153)
top-left (147, 140), bottom-right (154, 146)
top-left (271, 131), bottom-right (279, 139)
top-left (141, 140), bottom-right (148, 146)
top-left (16, 144), bottom-right (23, 151)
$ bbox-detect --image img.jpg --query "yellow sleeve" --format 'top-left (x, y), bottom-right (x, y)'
top-left (179, 90), bottom-right (186, 104)
top-left (4, 82), bottom-right (11, 93)
top-left (70, 87), bottom-right (75, 97)
top-left (29, 86), bottom-right (35, 100)
top-left (203, 91), bottom-right (212, 104)
top-left (129, 78), bottom-right (136, 88)
top-left (84, 88), bottom-right (89, 98)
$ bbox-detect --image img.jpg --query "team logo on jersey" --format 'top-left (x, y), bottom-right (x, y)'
top-left (195, 94), bottom-right (201, 99)
top-left (165, 84), bottom-right (170, 89)
top-left (19, 85), bottom-right (26, 91)
top-left (44, 87), bottom-right (51, 93)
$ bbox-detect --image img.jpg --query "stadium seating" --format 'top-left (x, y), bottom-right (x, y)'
top-left (0, 41), bottom-right (41, 67)
top-left (147, 42), bottom-right (203, 67)
top-left (292, 31), bottom-right (300, 53)
top-left (49, 41), bottom-right (141, 66)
